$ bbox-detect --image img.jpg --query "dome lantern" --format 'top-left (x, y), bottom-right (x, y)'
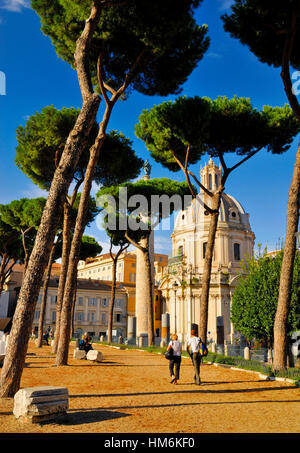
top-left (200, 157), bottom-right (222, 192)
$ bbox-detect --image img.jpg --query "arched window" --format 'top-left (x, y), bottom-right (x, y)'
top-left (178, 245), bottom-right (183, 256)
top-left (234, 243), bottom-right (241, 261)
top-left (209, 174), bottom-right (212, 190)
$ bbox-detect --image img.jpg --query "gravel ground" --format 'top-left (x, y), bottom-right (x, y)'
top-left (0, 341), bottom-right (299, 433)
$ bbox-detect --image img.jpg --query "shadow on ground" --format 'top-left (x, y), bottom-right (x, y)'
top-left (50, 409), bottom-right (130, 426)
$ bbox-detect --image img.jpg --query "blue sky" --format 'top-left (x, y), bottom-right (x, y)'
top-left (0, 0), bottom-right (299, 256)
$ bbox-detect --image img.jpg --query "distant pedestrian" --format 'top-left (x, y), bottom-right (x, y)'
top-left (167, 334), bottom-right (182, 385)
top-left (42, 331), bottom-right (49, 345)
top-left (79, 335), bottom-right (93, 353)
top-left (187, 329), bottom-right (202, 385)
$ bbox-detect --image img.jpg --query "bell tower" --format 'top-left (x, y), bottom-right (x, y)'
top-left (200, 157), bottom-right (222, 192)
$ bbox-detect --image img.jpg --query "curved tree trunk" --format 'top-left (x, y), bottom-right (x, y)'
top-left (199, 191), bottom-right (222, 344)
top-left (273, 140), bottom-right (300, 371)
top-left (55, 96), bottom-right (119, 366)
top-left (0, 4), bottom-right (102, 396)
top-left (52, 202), bottom-right (72, 354)
top-left (37, 243), bottom-right (56, 348)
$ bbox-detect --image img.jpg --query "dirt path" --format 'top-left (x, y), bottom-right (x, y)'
top-left (0, 341), bottom-right (299, 433)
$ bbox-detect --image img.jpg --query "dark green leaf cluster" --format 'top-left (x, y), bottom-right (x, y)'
top-left (135, 96), bottom-right (210, 171)
top-left (222, 0), bottom-right (300, 70)
top-left (31, 0), bottom-right (210, 96)
top-left (135, 95), bottom-right (300, 171)
top-left (97, 178), bottom-right (192, 238)
top-left (0, 198), bottom-right (46, 232)
top-left (15, 106), bottom-right (98, 191)
top-left (15, 106), bottom-right (143, 190)
top-left (94, 130), bottom-right (144, 186)
top-left (79, 235), bottom-right (102, 261)
top-left (71, 193), bottom-right (99, 230)
top-left (231, 250), bottom-right (300, 343)
top-left (0, 218), bottom-right (24, 264)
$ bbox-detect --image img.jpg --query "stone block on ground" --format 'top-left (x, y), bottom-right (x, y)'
top-left (86, 349), bottom-right (103, 362)
top-left (73, 348), bottom-right (86, 359)
top-left (13, 386), bottom-right (69, 424)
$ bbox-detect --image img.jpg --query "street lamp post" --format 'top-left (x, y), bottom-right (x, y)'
top-left (173, 282), bottom-right (179, 334)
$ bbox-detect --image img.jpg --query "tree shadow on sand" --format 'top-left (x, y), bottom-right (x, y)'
top-left (43, 409), bottom-right (130, 426)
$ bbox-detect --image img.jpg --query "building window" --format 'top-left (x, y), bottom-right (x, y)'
top-left (115, 314), bottom-right (121, 323)
top-left (234, 243), bottom-right (241, 261)
top-left (129, 272), bottom-right (136, 282)
top-left (178, 245), bottom-right (183, 256)
top-left (50, 295), bottom-right (57, 305)
top-left (34, 311), bottom-right (40, 320)
top-left (76, 312), bottom-right (84, 321)
top-left (209, 174), bottom-right (212, 190)
top-left (203, 242), bottom-right (207, 259)
top-left (88, 297), bottom-right (97, 306)
top-left (52, 311), bottom-right (56, 322)
top-left (102, 298), bottom-right (108, 307)
top-left (116, 299), bottom-right (123, 308)
top-left (101, 313), bottom-right (106, 324)
top-left (78, 296), bottom-right (83, 306)
top-left (215, 174), bottom-right (218, 188)
top-left (37, 294), bottom-right (42, 304)
top-left (88, 312), bottom-right (95, 321)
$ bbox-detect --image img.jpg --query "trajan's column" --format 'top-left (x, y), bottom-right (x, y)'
top-left (135, 160), bottom-right (155, 345)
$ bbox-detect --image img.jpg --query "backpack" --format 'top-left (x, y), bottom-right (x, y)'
top-left (198, 338), bottom-right (208, 357)
top-left (164, 341), bottom-right (174, 360)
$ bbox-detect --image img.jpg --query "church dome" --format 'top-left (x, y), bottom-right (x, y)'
top-left (174, 191), bottom-right (251, 232)
top-left (174, 159), bottom-right (252, 233)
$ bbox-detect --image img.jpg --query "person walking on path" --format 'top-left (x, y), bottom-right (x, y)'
top-left (187, 329), bottom-right (202, 385)
top-left (167, 334), bottom-right (182, 385)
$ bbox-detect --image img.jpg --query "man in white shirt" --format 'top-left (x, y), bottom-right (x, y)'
top-left (187, 329), bottom-right (202, 385)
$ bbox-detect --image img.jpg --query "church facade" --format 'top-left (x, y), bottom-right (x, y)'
top-left (158, 159), bottom-right (255, 344)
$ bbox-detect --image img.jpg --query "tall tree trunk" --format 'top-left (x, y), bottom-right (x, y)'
top-left (199, 191), bottom-right (222, 343)
top-left (56, 255), bottom-right (80, 365)
top-left (144, 238), bottom-right (155, 347)
top-left (0, 253), bottom-right (8, 298)
top-left (0, 258), bottom-right (16, 299)
top-left (273, 140), bottom-right (300, 371)
top-left (107, 242), bottom-right (128, 343)
top-left (107, 258), bottom-right (117, 344)
top-left (37, 243), bottom-right (56, 348)
top-left (55, 94), bottom-right (119, 367)
top-left (273, 16), bottom-right (300, 372)
top-left (70, 267), bottom-right (78, 339)
top-left (52, 202), bottom-right (72, 354)
top-left (0, 4), bottom-right (102, 396)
